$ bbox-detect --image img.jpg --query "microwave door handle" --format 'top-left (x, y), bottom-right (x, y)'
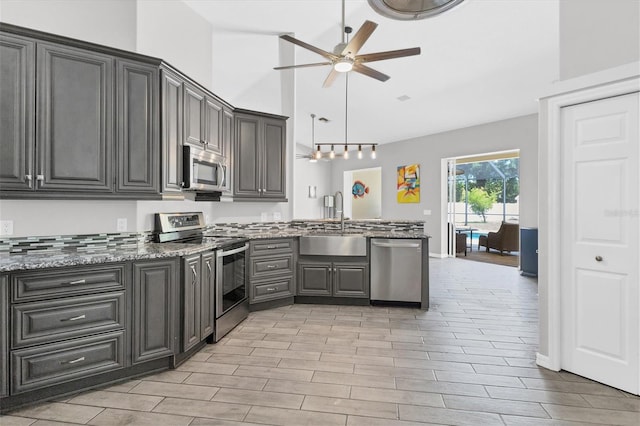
top-left (218, 162), bottom-right (226, 188)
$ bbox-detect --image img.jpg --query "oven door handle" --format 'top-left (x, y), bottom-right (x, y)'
top-left (217, 243), bottom-right (249, 258)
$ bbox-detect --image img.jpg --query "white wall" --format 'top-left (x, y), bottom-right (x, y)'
top-left (560, 0), bottom-right (640, 80)
top-left (0, 0), bottom-right (137, 51)
top-left (328, 114), bottom-right (538, 256)
top-left (292, 148), bottom-right (332, 220)
top-left (351, 168), bottom-right (382, 220)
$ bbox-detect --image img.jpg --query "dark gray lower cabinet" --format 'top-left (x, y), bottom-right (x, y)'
top-left (249, 239), bottom-right (296, 305)
top-left (182, 254), bottom-right (201, 352)
top-left (1, 275), bottom-right (8, 397)
top-left (298, 260), bottom-right (369, 298)
top-left (200, 252), bottom-right (215, 340)
top-left (132, 259), bottom-right (178, 364)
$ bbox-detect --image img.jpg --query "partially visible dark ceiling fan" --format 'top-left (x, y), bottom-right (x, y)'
top-left (274, 0), bottom-right (421, 87)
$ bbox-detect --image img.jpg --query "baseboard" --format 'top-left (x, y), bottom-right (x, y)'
top-left (429, 252), bottom-right (448, 258)
top-left (536, 353), bottom-right (559, 371)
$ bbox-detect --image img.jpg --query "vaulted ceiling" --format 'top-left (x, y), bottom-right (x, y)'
top-left (184, 0), bottom-right (559, 149)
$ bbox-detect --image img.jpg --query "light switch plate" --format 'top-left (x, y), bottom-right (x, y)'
top-left (423, 210), bottom-right (431, 215)
top-left (260, 212), bottom-right (268, 222)
top-left (0, 220), bottom-right (14, 236)
top-left (273, 212), bottom-right (282, 221)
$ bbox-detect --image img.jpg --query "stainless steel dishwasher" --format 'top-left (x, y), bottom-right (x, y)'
top-left (371, 238), bottom-right (422, 304)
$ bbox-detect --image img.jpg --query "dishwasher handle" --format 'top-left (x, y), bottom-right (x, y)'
top-left (371, 241), bottom-right (421, 249)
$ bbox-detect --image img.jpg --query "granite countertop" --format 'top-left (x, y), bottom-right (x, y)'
top-left (0, 231), bottom-right (429, 273)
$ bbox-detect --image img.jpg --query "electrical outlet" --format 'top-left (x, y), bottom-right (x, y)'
top-left (273, 212), bottom-right (282, 221)
top-left (0, 220), bottom-right (14, 236)
top-left (116, 218), bottom-right (128, 232)
top-left (260, 212), bottom-right (268, 222)
top-left (423, 210), bottom-right (431, 215)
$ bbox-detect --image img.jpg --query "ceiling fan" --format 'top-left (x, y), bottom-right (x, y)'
top-left (274, 0), bottom-right (421, 87)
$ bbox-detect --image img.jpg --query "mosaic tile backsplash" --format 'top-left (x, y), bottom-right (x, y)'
top-left (0, 220), bottom-right (425, 254)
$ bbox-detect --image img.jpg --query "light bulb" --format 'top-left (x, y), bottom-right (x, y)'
top-left (371, 145), bottom-right (377, 159)
top-left (334, 58), bottom-right (354, 73)
top-left (329, 145), bottom-right (335, 159)
top-left (315, 145), bottom-right (322, 160)
top-left (343, 145), bottom-right (349, 159)
top-left (357, 145), bottom-right (363, 159)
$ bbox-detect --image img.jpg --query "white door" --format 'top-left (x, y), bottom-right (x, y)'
top-left (561, 92), bottom-right (640, 394)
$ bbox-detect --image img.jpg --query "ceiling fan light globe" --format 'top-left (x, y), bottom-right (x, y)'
top-left (334, 59), bottom-right (354, 73)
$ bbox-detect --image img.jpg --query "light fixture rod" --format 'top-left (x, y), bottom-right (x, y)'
top-left (344, 73), bottom-right (349, 145)
top-left (341, 0), bottom-right (346, 44)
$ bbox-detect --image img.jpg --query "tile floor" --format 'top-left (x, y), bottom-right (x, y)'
top-left (2, 258), bottom-right (639, 425)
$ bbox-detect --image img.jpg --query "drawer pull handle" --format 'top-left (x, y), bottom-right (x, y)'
top-left (266, 265), bottom-right (277, 269)
top-left (266, 287), bottom-right (277, 292)
top-left (62, 356), bottom-right (85, 365)
top-left (267, 245), bottom-right (276, 249)
top-left (60, 314), bottom-right (86, 322)
top-left (67, 279), bottom-right (86, 286)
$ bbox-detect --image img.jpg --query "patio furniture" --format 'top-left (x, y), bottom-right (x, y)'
top-left (456, 232), bottom-right (467, 256)
top-left (478, 222), bottom-right (519, 255)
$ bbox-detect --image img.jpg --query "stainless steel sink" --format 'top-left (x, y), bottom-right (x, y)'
top-left (299, 234), bottom-right (367, 256)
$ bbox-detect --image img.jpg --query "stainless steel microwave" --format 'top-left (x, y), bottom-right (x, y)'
top-left (182, 145), bottom-right (228, 192)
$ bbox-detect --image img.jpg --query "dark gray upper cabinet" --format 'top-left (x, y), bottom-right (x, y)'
top-left (234, 111), bottom-right (287, 201)
top-left (0, 34), bottom-right (34, 191)
top-left (36, 42), bottom-right (113, 192)
top-left (160, 66), bottom-right (184, 194)
top-left (132, 259), bottom-right (178, 364)
top-left (184, 82), bottom-right (224, 157)
top-left (116, 59), bottom-right (160, 194)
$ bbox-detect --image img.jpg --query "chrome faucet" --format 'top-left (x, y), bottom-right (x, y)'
top-left (334, 191), bottom-right (345, 232)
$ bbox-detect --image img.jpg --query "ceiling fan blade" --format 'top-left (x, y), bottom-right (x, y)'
top-left (352, 63), bottom-right (390, 82)
top-left (274, 61), bottom-right (332, 70)
top-left (280, 34), bottom-right (338, 61)
top-left (341, 20), bottom-right (378, 57)
top-left (322, 69), bottom-right (340, 87)
top-left (356, 47), bottom-right (421, 63)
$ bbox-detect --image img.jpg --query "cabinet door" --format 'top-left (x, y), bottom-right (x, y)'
top-left (132, 259), bottom-right (177, 364)
top-left (116, 59), bottom-right (159, 194)
top-left (0, 34), bottom-right (35, 191)
top-left (222, 108), bottom-right (233, 162)
top-left (184, 83), bottom-right (205, 148)
top-left (204, 97), bottom-right (223, 155)
top-left (333, 263), bottom-right (369, 298)
top-left (160, 67), bottom-right (183, 193)
top-left (234, 114), bottom-right (261, 197)
top-left (262, 117), bottom-right (286, 199)
top-left (1, 275), bottom-right (8, 397)
top-left (297, 262), bottom-right (332, 296)
top-left (200, 252), bottom-right (215, 340)
top-left (182, 254), bottom-right (201, 352)
top-left (36, 42), bottom-right (113, 192)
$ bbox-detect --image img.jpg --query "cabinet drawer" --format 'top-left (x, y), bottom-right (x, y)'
top-left (12, 264), bottom-right (126, 302)
top-left (251, 277), bottom-right (293, 304)
top-left (11, 331), bottom-right (125, 394)
top-left (12, 292), bottom-right (126, 348)
top-left (251, 254), bottom-right (293, 279)
top-left (250, 239), bottom-right (293, 256)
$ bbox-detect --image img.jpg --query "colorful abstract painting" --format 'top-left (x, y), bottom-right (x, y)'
top-left (397, 164), bottom-right (420, 203)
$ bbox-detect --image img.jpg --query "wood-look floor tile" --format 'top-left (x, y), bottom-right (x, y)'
top-left (233, 365), bottom-right (314, 382)
top-left (319, 352), bottom-right (394, 367)
top-left (263, 379), bottom-right (351, 398)
top-left (67, 390), bottom-right (162, 411)
top-left (312, 371), bottom-right (396, 389)
top-left (354, 365), bottom-right (436, 380)
top-left (278, 358), bottom-right (354, 373)
top-left (443, 394), bottom-right (549, 417)
top-left (396, 378), bottom-right (489, 397)
top-left (302, 395), bottom-right (398, 419)
top-left (184, 372), bottom-right (268, 391)
top-left (325, 338), bottom-right (392, 349)
top-left (391, 342), bottom-right (465, 354)
top-left (394, 358), bottom-right (475, 373)
top-left (141, 370), bottom-right (191, 383)
top-left (224, 338), bottom-right (291, 350)
top-left (501, 414), bottom-right (588, 425)
top-left (346, 415), bottom-right (445, 426)
top-left (581, 394), bottom-right (640, 412)
top-left (485, 385), bottom-right (590, 407)
top-left (399, 404), bottom-right (504, 425)
top-left (542, 403), bottom-right (640, 425)
top-left (472, 363), bottom-right (564, 380)
top-left (263, 334), bottom-right (328, 344)
top-left (435, 370), bottom-right (525, 387)
top-left (288, 342), bottom-right (357, 355)
top-left (152, 398), bottom-right (249, 422)
top-left (129, 380), bottom-right (219, 401)
top-left (88, 408), bottom-right (193, 426)
top-left (202, 345), bottom-right (255, 356)
top-left (0, 416), bottom-right (37, 426)
top-left (350, 386), bottom-right (444, 407)
top-left (244, 405), bottom-right (346, 426)
top-left (100, 379), bottom-right (141, 393)
top-left (355, 347), bottom-right (429, 360)
top-left (212, 388), bottom-right (303, 409)
top-left (427, 351), bottom-right (507, 366)
top-left (176, 360), bottom-right (239, 375)
top-left (8, 403), bottom-right (104, 424)
top-left (521, 378), bottom-right (626, 396)
top-left (251, 348), bottom-right (320, 361)
top-left (207, 354), bottom-right (281, 367)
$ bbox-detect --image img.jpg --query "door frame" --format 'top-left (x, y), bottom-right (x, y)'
top-left (538, 75), bottom-right (640, 371)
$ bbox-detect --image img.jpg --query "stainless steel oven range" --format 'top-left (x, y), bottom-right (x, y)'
top-left (154, 212), bottom-right (249, 342)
